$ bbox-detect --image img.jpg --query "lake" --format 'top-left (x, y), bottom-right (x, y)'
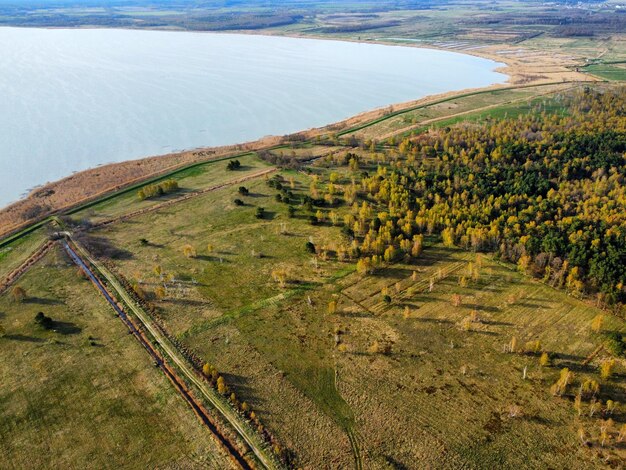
top-left (0, 28), bottom-right (506, 207)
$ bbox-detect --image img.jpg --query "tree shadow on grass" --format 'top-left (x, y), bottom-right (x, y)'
top-left (219, 372), bottom-right (266, 408)
top-left (463, 303), bottom-right (500, 313)
top-left (552, 352), bottom-right (586, 362)
top-left (384, 456), bottom-right (409, 470)
top-left (372, 266), bottom-right (414, 281)
top-left (76, 235), bottom-right (133, 260)
top-left (526, 415), bottom-right (553, 426)
top-left (600, 382), bottom-right (626, 400)
top-left (195, 255), bottom-right (232, 263)
top-left (258, 210), bottom-right (277, 221)
top-left (481, 320), bottom-right (514, 326)
top-left (408, 256), bottom-right (443, 269)
top-left (51, 321), bottom-right (82, 335)
top-left (515, 302), bottom-right (548, 309)
top-left (341, 311), bottom-right (371, 319)
top-left (554, 361), bottom-right (593, 374)
top-left (163, 298), bottom-right (212, 307)
top-left (24, 297), bottom-right (64, 306)
top-left (245, 192), bottom-right (269, 199)
top-left (476, 286), bottom-right (506, 294)
top-left (467, 329), bottom-right (499, 336)
top-left (141, 241), bottom-right (165, 248)
top-left (411, 295), bottom-right (438, 304)
top-left (413, 317), bottom-right (453, 324)
top-left (3, 334), bottom-right (45, 343)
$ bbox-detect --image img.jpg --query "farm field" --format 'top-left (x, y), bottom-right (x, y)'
top-left (523, 36), bottom-right (626, 64)
top-left (0, 247), bottom-right (236, 469)
top-left (584, 63), bottom-right (626, 82)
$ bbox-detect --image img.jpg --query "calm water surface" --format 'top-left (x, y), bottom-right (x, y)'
top-left (0, 28), bottom-right (506, 207)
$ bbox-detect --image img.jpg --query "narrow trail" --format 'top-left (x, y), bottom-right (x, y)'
top-left (0, 240), bottom-right (54, 295)
top-left (62, 240), bottom-right (254, 470)
top-left (62, 236), bottom-right (280, 470)
top-left (331, 333), bottom-right (363, 470)
top-left (346, 429), bottom-right (363, 470)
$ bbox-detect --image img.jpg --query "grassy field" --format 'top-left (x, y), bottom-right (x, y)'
top-left (401, 93), bottom-right (572, 137)
top-left (345, 83), bottom-right (574, 141)
top-left (71, 153), bottom-right (274, 225)
top-left (524, 36), bottom-right (626, 64)
top-left (0, 228), bottom-right (47, 280)
top-left (0, 247), bottom-right (236, 469)
top-left (74, 144), bottom-right (626, 468)
top-left (84, 169), bottom-right (357, 467)
top-left (583, 63), bottom-right (626, 81)
top-left (239, 241), bottom-right (626, 467)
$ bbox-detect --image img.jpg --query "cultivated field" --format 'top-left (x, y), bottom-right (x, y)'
top-left (584, 63), bottom-right (626, 82)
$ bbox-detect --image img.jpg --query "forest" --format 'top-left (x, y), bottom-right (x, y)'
top-left (307, 87), bottom-right (626, 308)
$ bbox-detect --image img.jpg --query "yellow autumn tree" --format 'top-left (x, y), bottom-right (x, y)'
top-left (182, 244), bottom-right (196, 258)
top-left (591, 314), bottom-right (603, 333)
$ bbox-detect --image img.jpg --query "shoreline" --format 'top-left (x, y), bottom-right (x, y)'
top-left (0, 29), bottom-right (594, 239)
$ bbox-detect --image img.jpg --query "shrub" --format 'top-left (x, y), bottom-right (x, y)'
top-left (227, 159), bottom-right (241, 170)
top-left (35, 312), bottom-right (54, 330)
top-left (137, 179), bottom-right (179, 200)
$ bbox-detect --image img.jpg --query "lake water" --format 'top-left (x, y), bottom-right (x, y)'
top-left (0, 28), bottom-right (506, 207)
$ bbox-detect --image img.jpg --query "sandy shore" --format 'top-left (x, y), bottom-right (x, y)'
top-left (0, 35), bottom-right (594, 239)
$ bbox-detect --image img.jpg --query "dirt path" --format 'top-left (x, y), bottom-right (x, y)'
top-left (346, 428), bottom-right (363, 470)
